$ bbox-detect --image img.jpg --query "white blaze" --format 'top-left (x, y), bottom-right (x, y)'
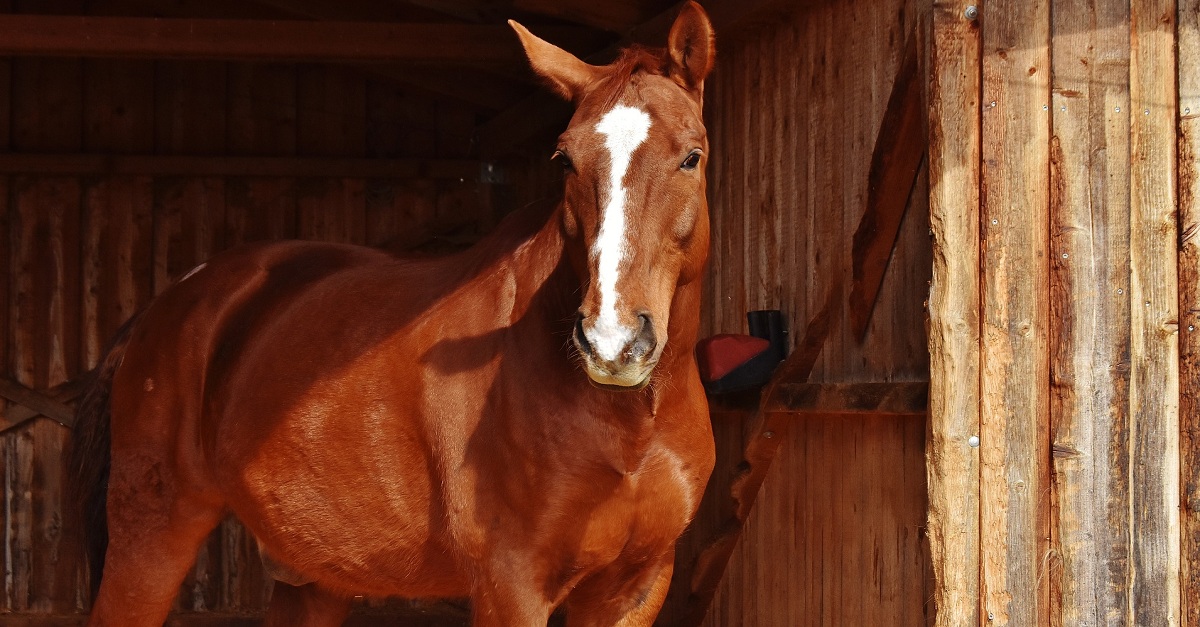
top-left (591, 104), bottom-right (652, 362)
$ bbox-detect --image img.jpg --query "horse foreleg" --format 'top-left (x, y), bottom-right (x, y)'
top-left (264, 582), bottom-right (351, 627)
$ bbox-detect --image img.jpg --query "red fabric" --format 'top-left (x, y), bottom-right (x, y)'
top-left (696, 334), bottom-right (771, 382)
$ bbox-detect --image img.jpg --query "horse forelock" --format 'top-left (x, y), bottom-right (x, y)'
top-left (593, 45), bottom-right (671, 111)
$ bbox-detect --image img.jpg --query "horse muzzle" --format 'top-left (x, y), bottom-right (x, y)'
top-left (573, 312), bottom-right (660, 389)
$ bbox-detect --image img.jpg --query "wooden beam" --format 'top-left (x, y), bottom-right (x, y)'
top-left (925, 2), bottom-right (981, 625)
top-left (511, 0), bottom-right (645, 33)
top-left (0, 378), bottom-right (76, 428)
top-left (0, 153), bottom-right (499, 181)
top-left (764, 381), bottom-right (927, 417)
top-left (0, 375), bottom-right (88, 431)
top-left (848, 31), bottom-right (926, 340)
top-left (0, 15), bottom-right (595, 65)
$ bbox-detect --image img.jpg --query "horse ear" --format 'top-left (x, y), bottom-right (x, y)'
top-left (509, 20), bottom-right (602, 102)
top-left (667, 1), bottom-right (716, 95)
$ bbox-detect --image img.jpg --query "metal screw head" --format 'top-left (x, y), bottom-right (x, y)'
top-left (968, 436), bottom-right (980, 448)
top-left (1062, 253), bottom-right (1068, 259)
top-left (1145, 109), bottom-right (1150, 115)
top-left (763, 431), bottom-right (775, 439)
top-left (1115, 106), bottom-right (1121, 113)
top-left (1117, 288), bottom-right (1124, 294)
top-left (991, 219), bottom-right (998, 225)
top-left (988, 612), bottom-right (995, 621)
top-left (1189, 325), bottom-right (1195, 332)
top-left (964, 5), bottom-right (979, 20)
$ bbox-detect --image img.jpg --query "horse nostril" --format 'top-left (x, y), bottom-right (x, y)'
top-left (630, 314), bottom-right (657, 359)
top-left (573, 314), bottom-right (594, 357)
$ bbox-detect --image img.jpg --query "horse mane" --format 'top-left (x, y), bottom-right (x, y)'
top-left (595, 45), bottom-right (672, 109)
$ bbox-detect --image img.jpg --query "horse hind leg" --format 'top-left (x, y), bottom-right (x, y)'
top-left (86, 454), bottom-right (224, 627)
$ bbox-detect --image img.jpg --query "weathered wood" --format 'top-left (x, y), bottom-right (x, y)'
top-left (1129, 0), bottom-right (1181, 622)
top-left (1180, 0), bottom-right (1200, 622)
top-left (0, 380), bottom-right (75, 428)
top-left (978, 1), bottom-right (1052, 624)
top-left (1047, 1), bottom-right (1133, 624)
top-left (1, 377), bottom-right (88, 432)
top-left (0, 154), bottom-right (491, 181)
top-left (849, 30), bottom-right (926, 340)
top-left (0, 15), bottom-right (594, 66)
top-left (925, 2), bottom-right (981, 624)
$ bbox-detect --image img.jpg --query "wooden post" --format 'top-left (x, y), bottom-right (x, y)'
top-left (1047, 1), bottom-right (1133, 624)
top-left (979, 1), bottom-right (1051, 624)
top-left (1179, 1), bottom-right (1200, 623)
top-left (1130, 0), bottom-right (1182, 623)
top-left (926, 1), bottom-right (981, 625)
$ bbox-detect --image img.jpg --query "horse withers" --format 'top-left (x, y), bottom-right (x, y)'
top-left (69, 4), bottom-right (717, 625)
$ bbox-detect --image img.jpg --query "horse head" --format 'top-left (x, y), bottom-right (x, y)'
top-left (511, 2), bottom-right (715, 389)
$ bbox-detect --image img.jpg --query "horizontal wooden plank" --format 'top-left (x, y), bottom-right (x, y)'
top-left (0, 15), bottom-right (598, 65)
top-left (0, 611), bottom-right (471, 627)
top-left (0, 154), bottom-right (498, 181)
top-left (764, 381), bottom-right (928, 417)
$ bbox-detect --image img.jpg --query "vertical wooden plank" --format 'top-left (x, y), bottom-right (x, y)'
top-left (1130, 0), bottom-right (1182, 624)
top-left (83, 59), bottom-right (154, 154)
top-left (11, 58), bottom-right (81, 153)
top-left (1179, 1), bottom-right (1200, 623)
top-left (297, 178), bottom-right (366, 244)
top-left (10, 179), bottom-right (83, 613)
top-left (227, 62), bottom-right (297, 157)
top-left (926, 1), bottom-right (982, 625)
top-left (1048, 1), bottom-right (1134, 625)
top-left (155, 61), bottom-right (227, 156)
top-left (297, 65), bottom-right (366, 158)
top-left (978, 0), bottom-right (1051, 624)
top-left (82, 179), bottom-right (154, 368)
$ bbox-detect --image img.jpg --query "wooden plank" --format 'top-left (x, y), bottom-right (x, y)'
top-left (223, 178), bottom-right (298, 246)
top-left (1129, 0), bottom-right (1181, 622)
top-left (156, 60), bottom-right (227, 156)
top-left (925, 1), bottom-right (981, 625)
top-left (979, 1), bottom-right (1051, 624)
top-left (511, 0), bottom-right (644, 33)
top-left (11, 58), bottom-right (82, 152)
top-left (297, 178), bottom-right (367, 244)
top-left (153, 178), bottom-right (225, 294)
top-left (848, 30), bottom-right (925, 340)
top-left (83, 59), bottom-right (155, 153)
top-left (0, 154), bottom-right (490, 181)
top-left (764, 381), bottom-right (927, 417)
top-left (0, 379), bottom-right (75, 428)
top-left (1179, 1), bottom-right (1200, 622)
top-left (2, 377), bottom-right (88, 432)
top-left (1048, 1), bottom-right (1133, 624)
top-left (227, 62), bottom-right (298, 157)
top-left (82, 177), bottom-right (154, 368)
top-left (0, 15), bottom-right (597, 66)
top-left (297, 65), bottom-right (366, 157)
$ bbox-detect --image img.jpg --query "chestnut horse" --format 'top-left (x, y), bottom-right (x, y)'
top-left (69, 4), bottom-right (716, 626)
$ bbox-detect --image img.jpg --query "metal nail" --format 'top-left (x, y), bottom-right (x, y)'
top-left (964, 5), bottom-right (979, 20)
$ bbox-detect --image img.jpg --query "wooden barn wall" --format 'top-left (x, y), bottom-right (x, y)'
top-left (700, 0), bottom-right (933, 386)
top-left (926, 0), bottom-right (1198, 625)
top-left (696, 0), bottom-right (933, 625)
top-left (0, 54), bottom-right (501, 615)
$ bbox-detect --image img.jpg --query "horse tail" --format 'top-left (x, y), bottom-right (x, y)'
top-left (67, 311), bottom-right (143, 600)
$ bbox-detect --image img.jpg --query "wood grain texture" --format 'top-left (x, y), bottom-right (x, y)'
top-left (925, 2), bottom-right (981, 625)
top-left (979, 0), bottom-right (1052, 624)
top-left (1129, 0), bottom-right (1181, 623)
top-left (1047, 1), bottom-right (1133, 624)
top-left (1180, 1), bottom-right (1200, 623)
top-left (702, 414), bottom-right (930, 626)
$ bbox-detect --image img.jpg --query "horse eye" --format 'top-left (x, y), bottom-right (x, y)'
top-left (552, 150), bottom-right (574, 172)
top-left (681, 151), bottom-right (702, 171)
